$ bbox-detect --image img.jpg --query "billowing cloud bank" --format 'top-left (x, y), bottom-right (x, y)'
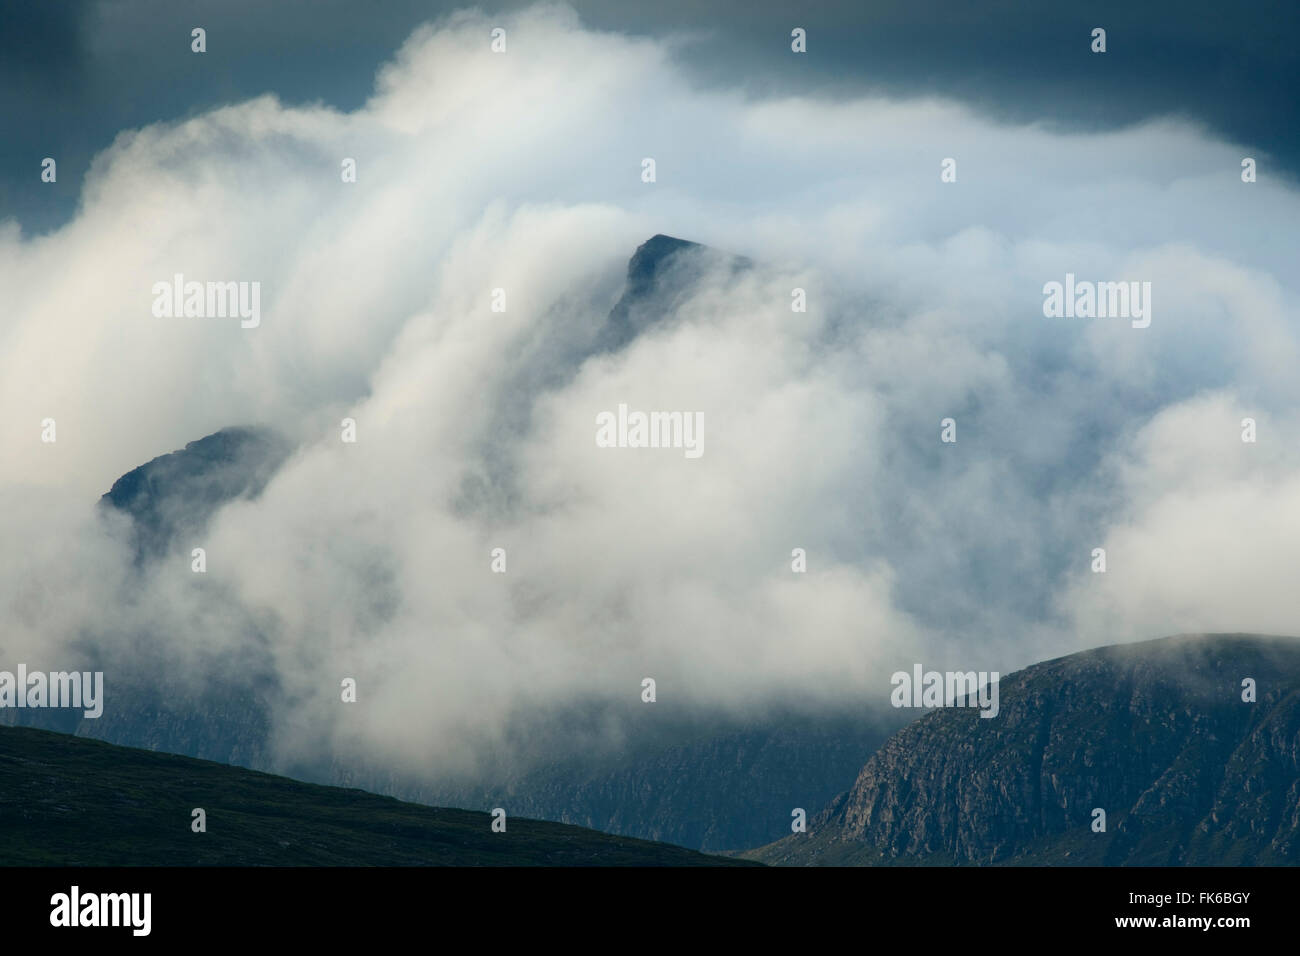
top-left (2, 4), bottom-right (1298, 780)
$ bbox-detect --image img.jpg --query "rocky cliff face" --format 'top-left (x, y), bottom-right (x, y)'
top-left (751, 633), bottom-right (1300, 865)
top-left (422, 712), bottom-right (895, 853)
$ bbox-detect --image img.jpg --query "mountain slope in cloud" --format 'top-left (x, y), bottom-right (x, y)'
top-left (750, 634), bottom-right (1300, 865)
top-left (100, 426), bottom-right (293, 563)
top-left (420, 710), bottom-right (901, 852)
top-left (3, 235), bottom-right (901, 853)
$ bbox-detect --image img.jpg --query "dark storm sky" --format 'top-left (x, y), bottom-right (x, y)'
top-left (2, 0), bottom-right (1297, 234)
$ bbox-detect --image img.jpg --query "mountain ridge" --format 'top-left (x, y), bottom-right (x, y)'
top-left (0, 724), bottom-right (758, 866)
top-left (748, 633), bottom-right (1300, 866)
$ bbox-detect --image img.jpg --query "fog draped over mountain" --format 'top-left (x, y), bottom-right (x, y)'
top-left (2, 4), bottom-right (1299, 783)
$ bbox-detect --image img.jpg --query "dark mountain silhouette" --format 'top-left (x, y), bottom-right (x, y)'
top-left (100, 425), bottom-right (293, 563)
top-left (0, 726), bottom-right (754, 866)
top-left (749, 633), bottom-right (1300, 866)
top-left (598, 233), bottom-right (751, 352)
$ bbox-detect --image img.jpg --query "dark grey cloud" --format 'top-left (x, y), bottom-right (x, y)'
top-left (3, 1), bottom-right (1297, 232)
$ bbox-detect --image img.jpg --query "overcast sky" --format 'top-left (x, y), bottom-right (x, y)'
top-left (4, 0), bottom-right (1298, 233)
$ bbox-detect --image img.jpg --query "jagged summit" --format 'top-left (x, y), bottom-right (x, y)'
top-left (624, 234), bottom-right (703, 296)
top-left (599, 234), bottom-right (751, 353)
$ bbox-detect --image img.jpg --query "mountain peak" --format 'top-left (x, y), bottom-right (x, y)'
top-left (625, 234), bottom-right (702, 291)
top-left (599, 234), bottom-right (749, 353)
top-left (100, 425), bottom-right (292, 563)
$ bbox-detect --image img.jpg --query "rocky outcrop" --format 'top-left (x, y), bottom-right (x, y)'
top-left (751, 634), bottom-right (1300, 865)
top-left (100, 425), bottom-right (293, 563)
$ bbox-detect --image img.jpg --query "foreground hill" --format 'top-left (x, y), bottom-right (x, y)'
top-left (0, 726), bottom-right (756, 866)
top-left (749, 634), bottom-right (1300, 866)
